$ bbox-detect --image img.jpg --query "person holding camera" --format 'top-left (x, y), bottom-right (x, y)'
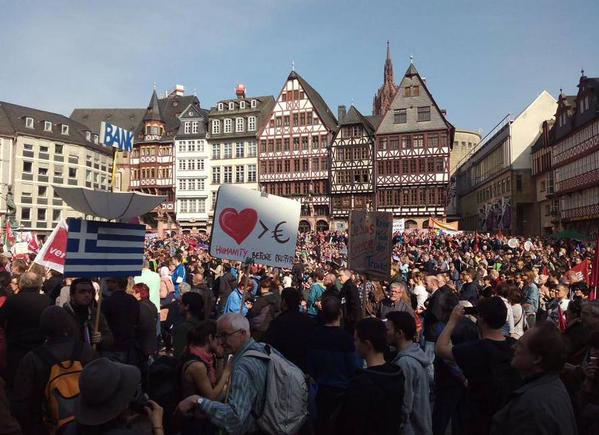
top-left (74, 357), bottom-right (164, 435)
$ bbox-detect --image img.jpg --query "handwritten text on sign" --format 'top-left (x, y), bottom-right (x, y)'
top-left (210, 185), bottom-right (301, 268)
top-left (348, 210), bottom-right (393, 281)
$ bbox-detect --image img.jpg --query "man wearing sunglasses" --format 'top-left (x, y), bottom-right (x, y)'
top-left (177, 313), bottom-right (271, 435)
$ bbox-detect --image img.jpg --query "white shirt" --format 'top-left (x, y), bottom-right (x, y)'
top-left (412, 285), bottom-right (428, 310)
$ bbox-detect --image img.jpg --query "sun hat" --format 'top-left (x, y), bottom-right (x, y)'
top-left (75, 357), bottom-right (141, 426)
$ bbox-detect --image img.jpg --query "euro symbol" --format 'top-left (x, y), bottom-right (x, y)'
top-left (272, 221), bottom-right (289, 244)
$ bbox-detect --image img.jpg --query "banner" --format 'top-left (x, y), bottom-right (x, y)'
top-left (33, 220), bottom-right (68, 273)
top-left (428, 218), bottom-right (459, 232)
top-left (210, 185), bottom-right (301, 268)
top-left (566, 260), bottom-right (590, 285)
top-left (348, 210), bottom-right (393, 281)
top-left (392, 219), bottom-right (405, 233)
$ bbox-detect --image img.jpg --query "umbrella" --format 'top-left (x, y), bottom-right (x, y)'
top-left (53, 186), bottom-right (166, 221)
top-left (549, 230), bottom-right (591, 241)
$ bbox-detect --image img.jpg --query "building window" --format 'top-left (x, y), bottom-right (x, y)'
top-left (236, 165), bottom-right (244, 183)
top-left (197, 159), bottom-right (205, 170)
top-left (25, 117), bottom-right (34, 128)
top-left (516, 174), bottom-right (523, 192)
top-left (248, 164), bottom-right (256, 182)
top-left (248, 141), bottom-right (257, 157)
top-left (23, 161), bottom-right (32, 173)
top-left (248, 116), bottom-right (256, 131)
top-left (413, 135), bottom-right (424, 148)
top-left (250, 99), bottom-right (257, 108)
top-left (283, 116), bottom-right (290, 126)
top-left (21, 208), bottom-right (31, 220)
top-left (228, 102), bottom-right (235, 110)
top-left (236, 142), bottom-right (244, 158)
top-left (394, 109), bottom-right (407, 124)
top-left (69, 168), bottom-right (77, 178)
top-left (402, 136), bottom-right (411, 149)
top-left (53, 209), bottom-right (61, 221)
top-left (212, 120), bottom-right (221, 134)
top-left (212, 191), bottom-right (217, 208)
top-left (223, 166), bottom-right (232, 183)
top-left (417, 106), bottom-right (431, 122)
top-left (404, 87), bottom-right (411, 97)
top-left (192, 121), bottom-right (199, 134)
top-left (412, 85), bottom-right (419, 96)
top-left (38, 186), bottom-right (47, 197)
top-left (224, 119), bottom-right (232, 133)
top-left (184, 122), bottom-right (191, 134)
top-left (239, 101), bottom-right (246, 109)
top-left (235, 117), bottom-right (244, 133)
top-left (93, 134), bottom-right (99, 144)
top-left (37, 209), bottom-right (46, 222)
top-left (224, 143), bottom-right (232, 159)
top-left (61, 124), bottom-right (69, 135)
top-left (218, 103), bottom-right (224, 111)
top-left (43, 121), bottom-right (52, 131)
top-left (212, 166), bottom-right (221, 184)
top-left (212, 143), bottom-right (220, 159)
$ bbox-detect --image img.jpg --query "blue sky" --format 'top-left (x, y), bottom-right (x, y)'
top-left (1, 0), bottom-right (597, 134)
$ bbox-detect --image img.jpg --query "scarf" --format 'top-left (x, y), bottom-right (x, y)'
top-left (189, 345), bottom-right (217, 385)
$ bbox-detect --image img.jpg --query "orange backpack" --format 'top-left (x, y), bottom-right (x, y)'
top-left (34, 342), bottom-right (83, 434)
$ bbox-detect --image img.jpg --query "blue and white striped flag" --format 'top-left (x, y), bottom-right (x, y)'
top-left (63, 218), bottom-right (145, 278)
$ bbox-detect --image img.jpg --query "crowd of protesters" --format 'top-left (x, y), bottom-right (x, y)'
top-left (0, 229), bottom-right (598, 435)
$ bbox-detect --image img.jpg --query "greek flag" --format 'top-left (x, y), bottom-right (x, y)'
top-left (63, 218), bottom-right (145, 278)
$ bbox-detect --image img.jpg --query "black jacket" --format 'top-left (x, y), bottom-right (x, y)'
top-left (101, 291), bottom-right (140, 352)
top-left (263, 310), bottom-right (315, 372)
top-left (63, 303), bottom-right (113, 351)
top-left (339, 280), bottom-right (361, 332)
top-left (336, 363), bottom-right (405, 435)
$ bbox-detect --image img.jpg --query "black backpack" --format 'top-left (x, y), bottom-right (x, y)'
top-left (146, 356), bottom-right (180, 433)
top-left (482, 338), bottom-right (521, 411)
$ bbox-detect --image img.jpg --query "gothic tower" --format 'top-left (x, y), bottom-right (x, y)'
top-left (372, 41), bottom-right (399, 116)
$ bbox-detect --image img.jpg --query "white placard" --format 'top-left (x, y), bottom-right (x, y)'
top-left (393, 218), bottom-right (405, 233)
top-left (210, 185), bottom-right (301, 268)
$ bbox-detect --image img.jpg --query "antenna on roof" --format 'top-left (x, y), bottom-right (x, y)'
top-left (410, 55), bottom-right (414, 64)
top-left (292, 60), bottom-right (295, 72)
top-left (153, 81), bottom-right (157, 91)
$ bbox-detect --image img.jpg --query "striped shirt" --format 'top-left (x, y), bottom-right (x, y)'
top-left (199, 338), bottom-right (268, 434)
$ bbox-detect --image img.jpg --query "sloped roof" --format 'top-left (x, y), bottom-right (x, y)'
top-left (0, 101), bottom-right (111, 155)
top-left (365, 115), bottom-right (383, 130)
top-left (143, 90), bottom-right (164, 122)
top-left (70, 108), bottom-right (146, 134)
top-left (288, 71), bottom-right (337, 131)
top-left (135, 94), bottom-right (200, 141)
top-left (339, 105), bottom-right (377, 135)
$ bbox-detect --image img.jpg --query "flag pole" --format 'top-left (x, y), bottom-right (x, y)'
top-left (93, 284), bottom-right (104, 350)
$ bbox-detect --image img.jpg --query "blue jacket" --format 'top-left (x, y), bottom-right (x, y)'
top-left (307, 283), bottom-right (325, 317)
top-left (224, 288), bottom-right (248, 316)
top-left (172, 263), bottom-right (186, 299)
top-left (523, 283), bottom-right (539, 314)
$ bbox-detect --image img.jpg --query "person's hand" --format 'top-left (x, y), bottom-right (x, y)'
top-left (223, 356), bottom-right (234, 379)
top-left (144, 400), bottom-right (164, 429)
top-left (177, 395), bottom-right (200, 415)
top-left (245, 301), bottom-right (253, 309)
top-left (448, 304), bottom-right (465, 325)
top-left (91, 332), bottom-right (102, 345)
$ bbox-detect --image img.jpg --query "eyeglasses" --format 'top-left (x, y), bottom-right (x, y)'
top-left (215, 329), bottom-right (243, 341)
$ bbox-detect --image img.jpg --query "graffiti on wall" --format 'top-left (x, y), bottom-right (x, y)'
top-left (478, 197), bottom-right (512, 232)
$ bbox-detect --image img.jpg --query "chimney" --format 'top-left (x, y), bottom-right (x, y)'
top-left (338, 105), bottom-right (346, 122)
top-left (175, 84), bottom-right (185, 96)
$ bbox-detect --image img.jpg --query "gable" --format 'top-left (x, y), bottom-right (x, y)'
top-left (179, 104), bottom-right (202, 120)
top-left (376, 70), bottom-right (452, 135)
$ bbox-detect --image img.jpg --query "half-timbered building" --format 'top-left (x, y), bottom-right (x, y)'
top-left (257, 70), bottom-right (337, 232)
top-left (550, 73), bottom-right (599, 235)
top-left (374, 62), bottom-right (455, 228)
top-left (330, 105), bottom-right (380, 220)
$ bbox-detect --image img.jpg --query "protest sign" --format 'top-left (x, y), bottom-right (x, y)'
top-left (566, 260), bottom-right (590, 285)
top-left (210, 185), bottom-right (300, 268)
top-left (11, 242), bottom-right (29, 256)
top-left (393, 218), bottom-right (405, 233)
top-left (33, 220), bottom-right (68, 273)
top-left (348, 210), bottom-right (393, 281)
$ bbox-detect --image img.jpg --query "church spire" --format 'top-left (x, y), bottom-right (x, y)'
top-left (384, 40), bottom-right (394, 84)
top-left (373, 41), bottom-right (399, 116)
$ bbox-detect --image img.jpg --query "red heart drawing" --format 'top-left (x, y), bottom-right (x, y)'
top-left (219, 208), bottom-right (258, 245)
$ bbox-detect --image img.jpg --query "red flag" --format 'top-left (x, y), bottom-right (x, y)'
top-left (558, 305), bottom-right (567, 332)
top-left (33, 220), bottom-right (68, 273)
top-left (28, 233), bottom-right (40, 254)
top-left (541, 266), bottom-right (550, 276)
top-left (4, 221), bottom-right (15, 246)
top-left (590, 236), bottom-right (599, 301)
top-left (566, 260), bottom-right (590, 285)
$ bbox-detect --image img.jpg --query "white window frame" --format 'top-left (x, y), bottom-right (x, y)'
top-left (212, 119), bottom-right (221, 134)
top-left (248, 164), bottom-right (256, 182)
top-left (212, 143), bottom-right (220, 159)
top-left (239, 101), bottom-right (246, 109)
top-left (248, 142), bottom-right (257, 157)
top-left (25, 117), bottom-right (34, 129)
top-left (228, 102), bottom-right (235, 110)
top-left (223, 166), bottom-right (232, 183)
top-left (224, 119), bottom-right (232, 133)
top-left (235, 117), bottom-right (244, 133)
top-left (61, 124), bottom-right (69, 135)
top-left (248, 116), bottom-right (257, 131)
top-left (44, 121), bottom-right (52, 132)
top-left (192, 121), bottom-right (199, 134)
top-left (85, 131), bottom-right (91, 141)
top-left (197, 159), bottom-right (205, 170)
top-left (218, 103), bottom-right (224, 111)
top-left (236, 142), bottom-right (244, 158)
top-left (184, 121), bottom-right (191, 134)
top-left (93, 134), bottom-right (99, 144)
top-left (250, 99), bottom-right (257, 108)
top-left (224, 143), bottom-right (232, 159)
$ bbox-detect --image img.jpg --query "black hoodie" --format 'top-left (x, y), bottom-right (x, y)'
top-left (336, 362), bottom-right (405, 435)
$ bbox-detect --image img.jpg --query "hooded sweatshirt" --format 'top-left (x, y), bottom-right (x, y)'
top-left (393, 342), bottom-right (433, 435)
top-left (336, 362), bottom-right (405, 435)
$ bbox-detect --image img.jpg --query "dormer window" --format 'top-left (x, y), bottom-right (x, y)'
top-left (44, 121), bottom-right (52, 132)
top-left (228, 102), bottom-right (235, 110)
top-left (239, 101), bottom-right (246, 109)
top-left (61, 124), bottom-right (69, 135)
top-left (93, 134), bottom-right (99, 144)
top-left (218, 103), bottom-right (224, 111)
top-left (85, 131), bottom-right (91, 141)
top-left (250, 99), bottom-right (257, 108)
top-left (25, 117), bottom-right (34, 129)
top-left (584, 95), bottom-right (590, 112)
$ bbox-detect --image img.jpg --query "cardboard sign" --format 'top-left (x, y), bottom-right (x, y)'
top-left (348, 210), bottom-right (393, 281)
top-left (210, 185), bottom-right (300, 268)
top-left (393, 218), bottom-right (405, 233)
